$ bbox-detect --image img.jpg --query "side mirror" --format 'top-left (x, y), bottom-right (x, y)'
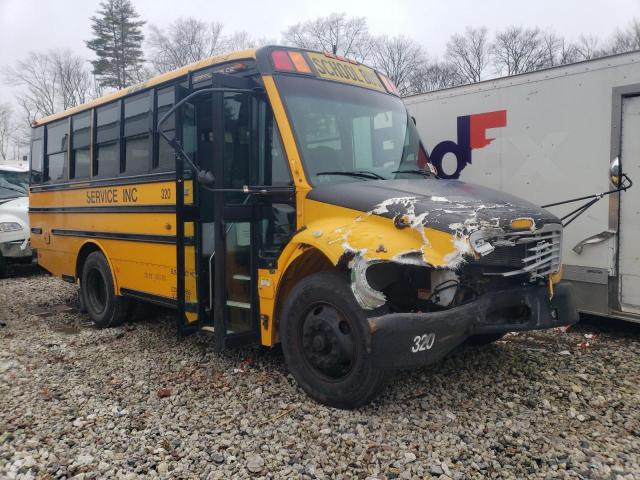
top-left (610, 157), bottom-right (621, 186)
top-left (198, 170), bottom-right (215, 187)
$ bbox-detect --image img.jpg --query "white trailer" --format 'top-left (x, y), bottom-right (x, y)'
top-left (405, 51), bottom-right (640, 322)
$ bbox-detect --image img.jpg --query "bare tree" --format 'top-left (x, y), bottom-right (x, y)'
top-left (608, 18), bottom-right (640, 54)
top-left (221, 31), bottom-right (272, 51)
top-left (446, 27), bottom-right (490, 83)
top-left (369, 35), bottom-right (427, 96)
top-left (0, 104), bottom-right (12, 161)
top-left (540, 32), bottom-right (579, 67)
top-left (407, 61), bottom-right (463, 94)
top-left (282, 13), bottom-right (371, 62)
top-left (575, 34), bottom-right (602, 60)
top-left (148, 18), bottom-right (224, 73)
top-left (491, 26), bottom-right (548, 75)
top-left (4, 49), bottom-right (96, 123)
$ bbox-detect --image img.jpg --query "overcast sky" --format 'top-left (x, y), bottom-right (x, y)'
top-left (1, 0), bottom-right (639, 108)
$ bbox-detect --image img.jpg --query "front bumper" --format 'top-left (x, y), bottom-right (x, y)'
top-left (0, 239), bottom-right (32, 259)
top-left (368, 282), bottom-right (578, 369)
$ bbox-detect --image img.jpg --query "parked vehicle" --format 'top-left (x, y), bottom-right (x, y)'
top-left (406, 51), bottom-right (640, 323)
top-left (0, 165), bottom-right (31, 277)
top-left (30, 47), bottom-right (577, 408)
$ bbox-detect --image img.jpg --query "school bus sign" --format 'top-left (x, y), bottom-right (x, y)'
top-left (306, 52), bottom-right (386, 92)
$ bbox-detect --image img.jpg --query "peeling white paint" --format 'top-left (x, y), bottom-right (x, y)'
top-left (349, 255), bottom-right (386, 310)
top-left (370, 196), bottom-right (431, 246)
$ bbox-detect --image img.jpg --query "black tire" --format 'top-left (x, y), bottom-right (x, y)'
top-left (280, 271), bottom-right (388, 409)
top-left (0, 252), bottom-right (6, 278)
top-left (80, 251), bottom-right (130, 328)
top-left (466, 333), bottom-right (505, 347)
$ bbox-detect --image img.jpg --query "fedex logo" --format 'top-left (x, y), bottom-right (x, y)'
top-left (427, 110), bottom-right (507, 179)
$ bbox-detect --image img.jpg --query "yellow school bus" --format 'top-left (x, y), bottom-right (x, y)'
top-left (30, 47), bottom-right (577, 408)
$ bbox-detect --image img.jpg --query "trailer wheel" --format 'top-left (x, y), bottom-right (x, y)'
top-left (466, 333), bottom-right (505, 346)
top-left (80, 251), bottom-right (130, 328)
top-left (280, 271), bottom-right (388, 409)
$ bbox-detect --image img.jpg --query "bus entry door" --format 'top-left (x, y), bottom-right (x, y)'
top-left (210, 77), bottom-right (260, 351)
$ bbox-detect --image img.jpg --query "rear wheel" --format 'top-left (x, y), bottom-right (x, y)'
top-left (80, 251), bottom-right (130, 328)
top-left (280, 271), bottom-right (388, 409)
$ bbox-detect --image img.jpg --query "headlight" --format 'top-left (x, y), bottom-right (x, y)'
top-left (0, 222), bottom-right (22, 233)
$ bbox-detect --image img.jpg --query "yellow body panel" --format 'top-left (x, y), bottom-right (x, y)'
top-left (30, 180), bottom-right (192, 209)
top-left (255, 197), bottom-right (461, 346)
top-left (30, 180), bottom-right (197, 308)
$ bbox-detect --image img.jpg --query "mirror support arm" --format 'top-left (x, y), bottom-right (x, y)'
top-left (541, 173), bottom-right (633, 227)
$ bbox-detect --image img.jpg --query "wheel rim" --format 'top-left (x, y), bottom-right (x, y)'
top-left (86, 268), bottom-right (108, 315)
top-left (300, 302), bottom-right (357, 381)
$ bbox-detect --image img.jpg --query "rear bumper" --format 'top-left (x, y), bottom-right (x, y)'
top-left (368, 282), bottom-right (578, 369)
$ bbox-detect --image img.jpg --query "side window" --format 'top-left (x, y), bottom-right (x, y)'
top-left (71, 112), bottom-right (91, 179)
top-left (258, 100), bottom-right (292, 187)
top-left (155, 87), bottom-right (175, 171)
top-left (95, 102), bottom-right (120, 178)
top-left (258, 99), bottom-right (294, 258)
top-left (45, 119), bottom-right (69, 182)
top-left (124, 92), bottom-right (152, 175)
top-left (30, 126), bottom-right (44, 184)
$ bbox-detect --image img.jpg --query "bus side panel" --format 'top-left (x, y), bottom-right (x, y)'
top-left (29, 180), bottom-right (195, 305)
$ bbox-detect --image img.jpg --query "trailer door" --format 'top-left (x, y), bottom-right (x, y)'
top-left (619, 95), bottom-right (640, 315)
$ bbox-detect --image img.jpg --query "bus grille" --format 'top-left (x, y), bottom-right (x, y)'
top-left (477, 224), bottom-right (562, 280)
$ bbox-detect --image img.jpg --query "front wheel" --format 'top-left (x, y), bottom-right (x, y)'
top-left (80, 251), bottom-right (130, 328)
top-left (280, 271), bottom-right (388, 409)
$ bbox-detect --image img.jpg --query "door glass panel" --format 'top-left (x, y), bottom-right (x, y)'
top-left (223, 93), bottom-right (252, 204)
top-left (225, 222), bottom-right (252, 334)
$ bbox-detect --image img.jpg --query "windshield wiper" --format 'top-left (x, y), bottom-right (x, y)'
top-left (392, 169), bottom-right (433, 177)
top-left (316, 170), bottom-right (386, 180)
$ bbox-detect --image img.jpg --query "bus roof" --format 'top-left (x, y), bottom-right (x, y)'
top-left (34, 48), bottom-right (257, 127)
top-left (33, 46), bottom-right (398, 128)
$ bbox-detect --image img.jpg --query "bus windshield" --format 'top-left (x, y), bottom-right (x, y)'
top-left (0, 169), bottom-right (29, 200)
top-left (277, 75), bottom-right (427, 185)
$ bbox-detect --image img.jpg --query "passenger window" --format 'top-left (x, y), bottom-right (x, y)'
top-left (156, 87), bottom-right (175, 171)
top-left (30, 127), bottom-right (44, 184)
top-left (71, 112), bottom-right (91, 179)
top-left (124, 92), bottom-right (152, 174)
top-left (95, 102), bottom-right (120, 177)
top-left (45, 119), bottom-right (69, 182)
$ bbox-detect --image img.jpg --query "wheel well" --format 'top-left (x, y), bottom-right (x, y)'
top-left (76, 242), bottom-right (102, 280)
top-left (274, 246), bottom-right (335, 337)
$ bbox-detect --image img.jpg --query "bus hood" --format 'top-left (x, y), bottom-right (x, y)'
top-left (306, 178), bottom-right (560, 235)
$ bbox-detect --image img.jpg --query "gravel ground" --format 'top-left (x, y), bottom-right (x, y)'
top-left (1, 267), bottom-right (639, 480)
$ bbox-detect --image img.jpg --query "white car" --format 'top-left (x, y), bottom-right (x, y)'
top-left (0, 165), bottom-right (31, 277)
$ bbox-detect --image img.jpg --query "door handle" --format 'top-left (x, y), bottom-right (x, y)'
top-left (572, 230), bottom-right (615, 254)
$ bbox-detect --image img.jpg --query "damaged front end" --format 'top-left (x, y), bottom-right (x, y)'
top-left (302, 179), bottom-right (579, 369)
